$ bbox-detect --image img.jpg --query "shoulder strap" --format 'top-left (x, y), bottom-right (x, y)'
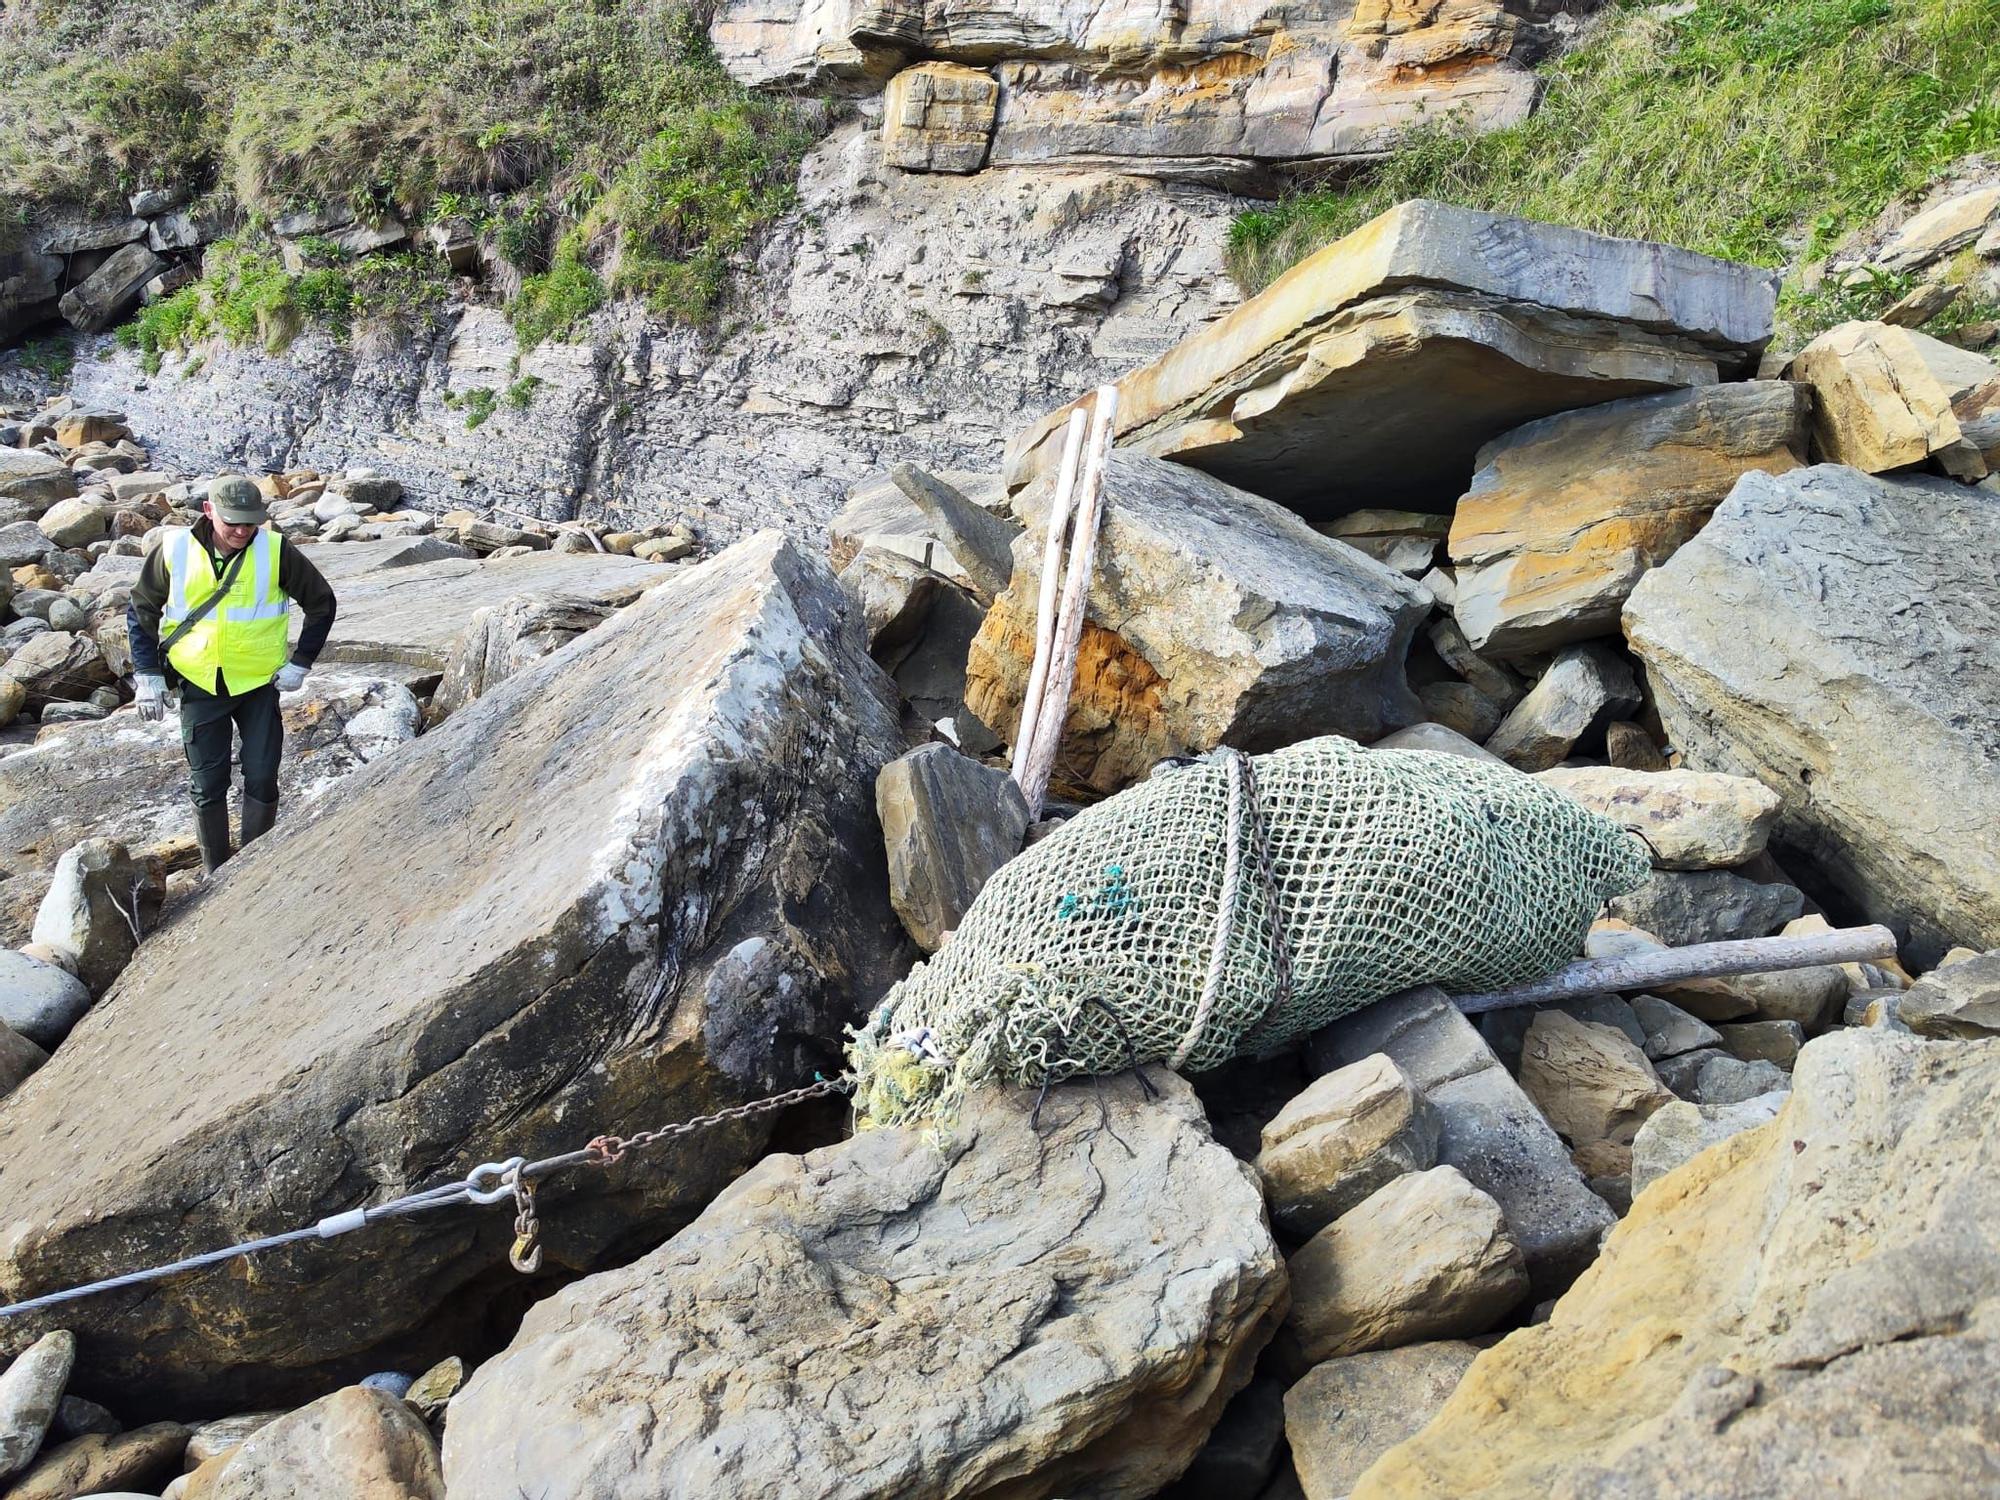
top-left (161, 542), bottom-right (252, 655)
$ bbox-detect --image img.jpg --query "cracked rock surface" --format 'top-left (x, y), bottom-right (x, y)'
top-left (1353, 1028), bottom-right (2000, 1498)
top-left (443, 1071), bottom-right (1285, 1500)
top-left (0, 534), bottom-right (910, 1412)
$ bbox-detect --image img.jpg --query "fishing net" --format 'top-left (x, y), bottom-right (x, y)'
top-left (848, 735), bottom-right (1650, 1129)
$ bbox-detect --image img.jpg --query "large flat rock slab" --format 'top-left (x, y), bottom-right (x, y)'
top-left (1005, 201), bottom-right (1777, 517)
top-left (1354, 1030), bottom-right (2000, 1498)
top-left (312, 549), bottom-right (677, 670)
top-left (0, 534), bottom-right (909, 1412)
top-left (1624, 464), bottom-right (2000, 964)
top-left (444, 1073), bottom-right (1284, 1500)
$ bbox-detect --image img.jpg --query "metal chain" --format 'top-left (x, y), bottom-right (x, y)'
top-left (584, 1076), bottom-right (852, 1167)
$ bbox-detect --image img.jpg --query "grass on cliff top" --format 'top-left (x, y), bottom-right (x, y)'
top-left (0, 0), bottom-right (822, 336)
top-left (1231, 0), bottom-right (2000, 332)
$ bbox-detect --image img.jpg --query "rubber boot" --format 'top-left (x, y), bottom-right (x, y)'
top-left (195, 801), bottom-right (233, 876)
top-left (240, 794), bottom-right (278, 849)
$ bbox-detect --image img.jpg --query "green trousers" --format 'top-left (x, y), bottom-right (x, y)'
top-left (179, 681), bottom-right (283, 808)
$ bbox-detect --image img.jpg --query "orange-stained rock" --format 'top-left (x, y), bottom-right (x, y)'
top-left (1448, 382), bottom-right (1807, 655)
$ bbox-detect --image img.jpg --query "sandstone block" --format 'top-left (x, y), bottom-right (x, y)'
top-left (875, 743), bottom-right (1030, 952)
top-left (1899, 951), bottom-right (2000, 1039)
top-left (1535, 767), bottom-right (1781, 871)
top-left (1286, 1166), bottom-right (1529, 1364)
top-left (1007, 201), bottom-right (1776, 515)
top-left (0, 1330), bottom-right (73, 1481)
top-left (1787, 321), bottom-right (1997, 478)
top-left (883, 62), bottom-right (998, 173)
top-left (1283, 1341), bottom-right (1479, 1500)
top-left (1483, 643), bottom-right (1640, 771)
top-left (1518, 1010), bottom-right (1674, 1148)
top-left (443, 1075), bottom-right (1283, 1500)
top-left (965, 453), bottom-right (1429, 793)
top-left (1450, 383), bottom-right (1808, 655)
top-left (1256, 1053), bottom-right (1439, 1238)
top-left (193, 1387), bottom-right (443, 1500)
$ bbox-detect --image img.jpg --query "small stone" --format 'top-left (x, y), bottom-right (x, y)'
top-left (0, 949), bottom-right (93, 1050)
top-left (50, 1394), bottom-right (118, 1440)
top-left (1881, 281), bottom-right (1962, 327)
top-left (1630, 993), bottom-right (1723, 1061)
top-left (0, 1021), bottom-right (47, 1099)
top-left (183, 1411), bottom-right (284, 1467)
top-left (1658, 963), bottom-right (1847, 1028)
top-left (403, 1357), bottom-right (465, 1422)
top-left (1283, 1341), bottom-right (1480, 1500)
top-left (1877, 185), bottom-right (2000, 271)
top-left (633, 535), bottom-right (694, 562)
top-left (1534, 767), bottom-right (1781, 871)
top-left (1285, 1166), bottom-right (1529, 1364)
top-left (1, 1422), bottom-right (185, 1500)
top-left (1256, 1054), bottom-right (1440, 1239)
top-left (36, 497), bottom-right (112, 550)
top-left (44, 598), bottom-right (86, 634)
top-left (1425, 616), bottom-right (1524, 710)
top-left (1414, 680), bottom-right (1505, 742)
top-left (0, 1330), bottom-right (74, 1480)
top-left (1606, 868), bottom-right (1805, 947)
top-left (1716, 1019), bottom-right (1805, 1069)
top-left (1654, 1045), bottom-right (1727, 1098)
top-left (1631, 1091), bottom-right (1787, 1195)
top-left (1898, 951), bottom-right (2000, 1039)
top-left (1604, 720), bottom-right (1669, 771)
top-left (361, 1371), bottom-right (416, 1399)
top-left (1694, 1053), bottom-right (1791, 1106)
top-left (1518, 1010), bottom-right (1674, 1148)
top-left (1484, 644), bottom-right (1641, 771)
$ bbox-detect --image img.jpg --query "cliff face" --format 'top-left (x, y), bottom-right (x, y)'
top-left (63, 124), bottom-right (1243, 540)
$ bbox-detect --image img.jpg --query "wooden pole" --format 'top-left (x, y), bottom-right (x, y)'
top-left (1018, 386), bottom-right (1118, 817)
top-left (1010, 408), bottom-right (1090, 787)
top-left (1450, 925), bottom-right (1899, 1015)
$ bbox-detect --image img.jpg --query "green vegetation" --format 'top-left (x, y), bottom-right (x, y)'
top-left (113, 238), bottom-right (454, 369)
top-left (8, 336), bottom-right (75, 386)
top-left (1231, 0), bottom-right (2000, 335)
top-left (505, 374), bottom-right (543, 409)
top-left (2, 0), bottom-right (827, 342)
top-left (461, 386), bottom-right (498, 429)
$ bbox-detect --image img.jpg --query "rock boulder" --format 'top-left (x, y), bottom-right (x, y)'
top-left (1007, 201), bottom-right (1776, 515)
top-left (0, 535), bottom-right (910, 1412)
top-left (443, 1073), bottom-right (1284, 1500)
top-left (1449, 382), bottom-right (1808, 655)
top-left (1625, 465), bottom-right (2000, 963)
top-left (1354, 1031), bottom-right (2000, 1497)
top-left (965, 453), bottom-right (1429, 792)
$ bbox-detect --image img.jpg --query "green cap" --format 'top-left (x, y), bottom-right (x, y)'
top-left (207, 474), bottom-right (269, 526)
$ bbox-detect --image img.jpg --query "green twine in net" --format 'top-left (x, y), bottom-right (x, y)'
top-left (849, 735), bottom-right (1650, 1130)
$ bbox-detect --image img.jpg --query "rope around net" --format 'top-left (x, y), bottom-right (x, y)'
top-left (848, 735), bottom-right (1653, 1132)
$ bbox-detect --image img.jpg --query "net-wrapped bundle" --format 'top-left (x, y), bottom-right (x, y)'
top-left (849, 735), bottom-right (1651, 1129)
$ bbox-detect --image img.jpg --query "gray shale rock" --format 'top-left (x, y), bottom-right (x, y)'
top-left (1284, 1341), bottom-right (1480, 1500)
top-left (0, 1330), bottom-right (73, 1481)
top-left (1625, 465), bottom-right (2000, 964)
top-left (875, 743), bottom-right (1030, 952)
top-left (1899, 952), bottom-right (2000, 1039)
top-left (0, 535), bottom-right (911, 1412)
top-left (443, 1073), bottom-right (1284, 1500)
top-left (1607, 868), bottom-right (1805, 947)
top-left (1631, 1091), bottom-right (1786, 1196)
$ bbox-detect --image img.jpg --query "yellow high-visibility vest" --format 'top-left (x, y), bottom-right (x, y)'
top-left (160, 528), bottom-right (290, 695)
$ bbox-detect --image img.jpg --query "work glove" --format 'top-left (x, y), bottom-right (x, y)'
top-left (273, 662), bottom-right (309, 694)
top-left (135, 672), bottom-right (168, 723)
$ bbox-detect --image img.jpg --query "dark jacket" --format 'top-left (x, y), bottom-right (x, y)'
top-left (127, 519), bottom-right (337, 696)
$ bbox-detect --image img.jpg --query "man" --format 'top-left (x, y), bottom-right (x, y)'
top-left (127, 474), bottom-right (338, 874)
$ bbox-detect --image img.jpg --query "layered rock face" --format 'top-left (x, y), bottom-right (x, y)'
top-left (712, 0), bottom-right (1595, 185)
top-left (1353, 1030), bottom-right (2000, 1497)
top-left (69, 125), bottom-right (1243, 544)
top-left (1005, 200), bottom-right (1779, 515)
top-left (0, 534), bottom-right (911, 1411)
top-left (1625, 465), bottom-right (2000, 963)
top-left (965, 452), bottom-right (1430, 789)
top-left (443, 1074), bottom-right (1284, 1500)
